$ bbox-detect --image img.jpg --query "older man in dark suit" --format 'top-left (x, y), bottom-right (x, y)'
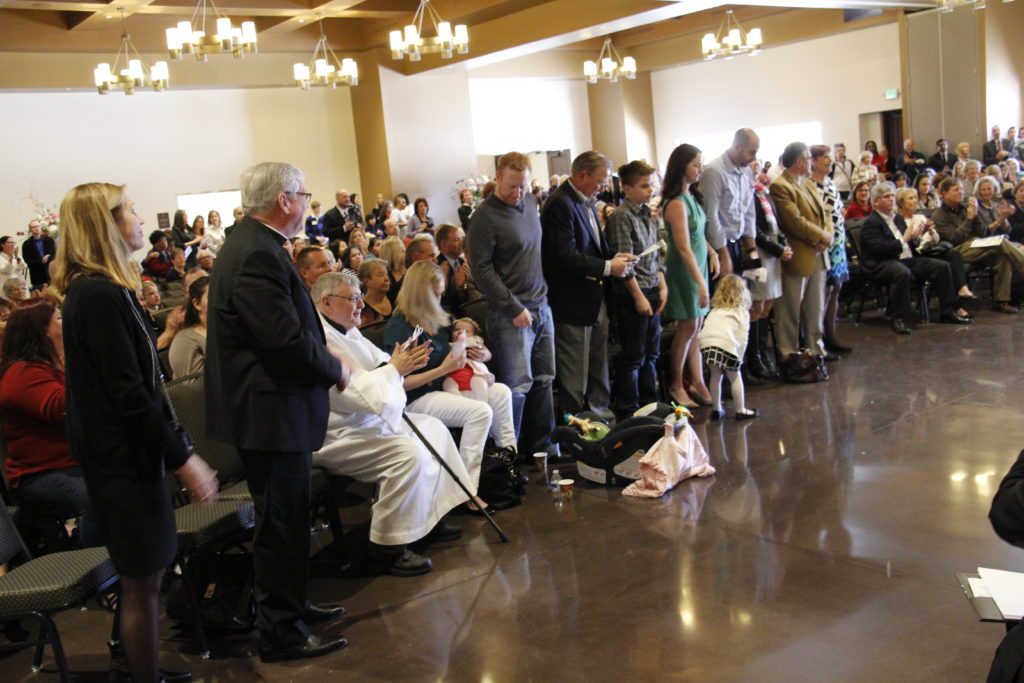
top-left (541, 150), bottom-right (633, 417)
top-left (322, 188), bottom-right (361, 242)
top-left (859, 181), bottom-right (970, 334)
top-left (206, 162), bottom-right (350, 663)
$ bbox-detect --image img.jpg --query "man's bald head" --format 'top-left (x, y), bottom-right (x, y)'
top-left (729, 128), bottom-right (761, 166)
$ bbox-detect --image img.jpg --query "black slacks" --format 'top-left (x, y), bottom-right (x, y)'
top-left (239, 448), bottom-right (312, 645)
top-left (871, 256), bottom-right (955, 318)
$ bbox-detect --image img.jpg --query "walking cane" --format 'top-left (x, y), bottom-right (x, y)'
top-left (401, 412), bottom-right (510, 543)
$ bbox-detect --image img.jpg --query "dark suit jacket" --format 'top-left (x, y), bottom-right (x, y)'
top-left (21, 234), bottom-right (55, 287)
top-left (205, 216), bottom-right (341, 453)
top-left (437, 254), bottom-right (467, 312)
top-left (859, 211), bottom-right (919, 272)
top-left (540, 180), bottom-right (610, 326)
top-left (322, 205), bottom-right (361, 242)
top-left (927, 151), bottom-right (957, 173)
top-left (895, 151), bottom-right (927, 179)
top-left (984, 139), bottom-right (1013, 167)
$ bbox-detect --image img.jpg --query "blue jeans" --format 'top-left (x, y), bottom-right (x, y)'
top-left (611, 287), bottom-right (662, 414)
top-left (16, 466), bottom-right (99, 547)
top-left (487, 304), bottom-right (556, 456)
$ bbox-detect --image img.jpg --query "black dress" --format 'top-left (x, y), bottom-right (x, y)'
top-left (63, 274), bottom-right (190, 576)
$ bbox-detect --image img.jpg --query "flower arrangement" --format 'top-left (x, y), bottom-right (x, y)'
top-left (30, 196), bottom-right (59, 238)
top-left (452, 174), bottom-right (490, 204)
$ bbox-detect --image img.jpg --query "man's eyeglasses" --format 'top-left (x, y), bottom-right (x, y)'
top-left (288, 191), bottom-right (313, 202)
top-left (328, 293), bottom-right (363, 304)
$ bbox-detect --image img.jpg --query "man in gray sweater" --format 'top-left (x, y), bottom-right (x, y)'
top-left (466, 151), bottom-right (555, 459)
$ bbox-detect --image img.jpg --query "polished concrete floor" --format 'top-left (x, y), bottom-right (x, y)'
top-left (7, 305), bottom-right (1024, 682)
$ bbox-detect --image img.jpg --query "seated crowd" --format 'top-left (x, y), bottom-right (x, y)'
top-left (2, 126), bottom-right (1024, 677)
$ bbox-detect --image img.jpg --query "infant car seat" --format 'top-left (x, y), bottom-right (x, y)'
top-left (552, 403), bottom-right (677, 486)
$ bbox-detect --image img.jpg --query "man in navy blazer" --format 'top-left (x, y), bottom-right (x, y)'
top-left (206, 162), bottom-right (351, 662)
top-left (858, 181), bottom-right (970, 335)
top-left (541, 151), bottom-right (633, 416)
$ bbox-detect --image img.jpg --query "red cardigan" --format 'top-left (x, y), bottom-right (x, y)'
top-left (845, 202), bottom-right (873, 220)
top-left (0, 361), bottom-right (75, 486)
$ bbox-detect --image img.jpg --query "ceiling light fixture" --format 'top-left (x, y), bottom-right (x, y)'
top-left (389, 0), bottom-right (468, 61)
top-left (165, 0), bottom-right (257, 62)
top-left (701, 10), bottom-right (762, 61)
top-left (583, 38), bottom-right (636, 84)
top-left (293, 14), bottom-right (358, 89)
top-left (94, 9), bottom-right (169, 95)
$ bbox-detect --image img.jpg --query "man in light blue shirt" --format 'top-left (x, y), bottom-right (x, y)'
top-left (701, 128), bottom-right (761, 277)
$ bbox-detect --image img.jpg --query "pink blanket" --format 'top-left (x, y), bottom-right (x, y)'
top-left (622, 423), bottom-right (715, 498)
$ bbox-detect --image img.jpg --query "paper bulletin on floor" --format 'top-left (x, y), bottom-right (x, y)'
top-left (976, 568), bottom-right (1024, 620)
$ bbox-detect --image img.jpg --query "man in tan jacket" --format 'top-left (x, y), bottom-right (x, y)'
top-left (769, 142), bottom-right (833, 360)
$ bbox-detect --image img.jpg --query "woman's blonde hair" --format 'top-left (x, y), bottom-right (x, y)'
top-left (379, 236), bottom-right (405, 273)
top-left (894, 187), bottom-right (917, 210)
top-left (395, 260), bottom-right (449, 335)
top-left (53, 182), bottom-right (140, 293)
top-left (710, 274), bottom-right (751, 310)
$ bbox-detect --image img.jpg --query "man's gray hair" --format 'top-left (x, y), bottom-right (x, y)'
top-left (240, 162), bottom-right (304, 215)
top-left (311, 271), bottom-right (359, 303)
top-left (781, 142), bottom-right (808, 168)
top-left (870, 181), bottom-right (896, 205)
top-left (571, 150), bottom-right (612, 176)
top-left (2, 277), bottom-right (26, 298)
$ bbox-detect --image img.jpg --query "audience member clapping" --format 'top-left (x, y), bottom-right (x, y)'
top-left (0, 298), bottom-right (98, 547)
top-left (0, 236), bottom-right (28, 283)
top-left (852, 151), bottom-right (879, 187)
top-left (311, 271), bottom-right (480, 575)
top-left (1007, 181), bottom-right (1024, 242)
top-left (895, 187), bottom-right (975, 304)
top-left (383, 261), bottom-right (517, 492)
top-left (976, 176), bottom-right (1014, 235)
top-left (408, 197), bottom-right (434, 235)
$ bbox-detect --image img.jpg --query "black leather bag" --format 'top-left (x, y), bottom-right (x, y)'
top-left (781, 350), bottom-right (828, 384)
top-left (920, 241), bottom-right (953, 258)
top-left (477, 447), bottom-right (524, 510)
top-left (166, 552), bottom-right (256, 631)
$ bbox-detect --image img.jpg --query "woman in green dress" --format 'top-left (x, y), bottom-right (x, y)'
top-left (663, 143), bottom-right (718, 406)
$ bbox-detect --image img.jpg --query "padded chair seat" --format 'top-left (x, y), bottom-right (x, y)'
top-left (174, 500), bottom-right (255, 554)
top-left (0, 547), bottom-right (115, 616)
top-left (218, 481), bottom-right (250, 501)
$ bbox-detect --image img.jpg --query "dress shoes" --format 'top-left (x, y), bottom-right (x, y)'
top-left (258, 634), bottom-right (349, 663)
top-left (304, 603), bottom-right (346, 624)
top-left (824, 339), bottom-right (852, 354)
top-left (742, 368), bottom-right (767, 386)
top-left (892, 318), bottom-right (912, 335)
top-left (424, 519), bottom-right (462, 542)
top-left (366, 544), bottom-right (433, 576)
top-left (736, 408), bottom-right (759, 421)
top-left (939, 312), bottom-right (972, 325)
top-left (709, 409), bottom-right (725, 421)
top-left (993, 302), bottom-right (1019, 314)
top-left (820, 351), bottom-right (842, 363)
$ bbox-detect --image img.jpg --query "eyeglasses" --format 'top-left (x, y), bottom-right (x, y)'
top-left (288, 191), bottom-right (313, 202)
top-left (327, 293), bottom-right (363, 304)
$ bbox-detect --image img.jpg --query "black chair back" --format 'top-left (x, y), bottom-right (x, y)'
top-left (0, 499), bottom-right (30, 566)
top-left (359, 320), bottom-right (387, 352)
top-left (165, 373), bottom-right (245, 486)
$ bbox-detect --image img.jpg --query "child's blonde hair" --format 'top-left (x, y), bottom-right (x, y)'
top-left (710, 274), bottom-right (751, 310)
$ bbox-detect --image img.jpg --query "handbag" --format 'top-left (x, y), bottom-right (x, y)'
top-left (781, 349), bottom-right (828, 384)
top-left (919, 241), bottom-right (953, 258)
top-left (477, 447), bottom-right (524, 510)
top-left (166, 551), bottom-right (256, 631)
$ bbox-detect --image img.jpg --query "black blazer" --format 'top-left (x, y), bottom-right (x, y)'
top-left (63, 274), bottom-right (190, 480)
top-left (859, 211), bottom-right (919, 273)
top-left (927, 151), bottom-right (957, 173)
top-left (321, 206), bottom-right (346, 241)
top-left (205, 217), bottom-right (341, 453)
top-left (540, 180), bottom-right (611, 326)
top-left (458, 204), bottom-right (473, 231)
top-left (21, 235), bottom-right (55, 287)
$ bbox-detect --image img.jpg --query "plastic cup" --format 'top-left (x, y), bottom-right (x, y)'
top-left (533, 451), bottom-right (547, 469)
top-left (558, 479), bottom-right (574, 498)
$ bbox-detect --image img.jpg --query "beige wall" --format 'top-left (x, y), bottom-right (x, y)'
top-left (651, 24), bottom-right (902, 170)
top-left (983, 0), bottom-right (1024, 132)
top-left (0, 86), bottom-right (359, 239)
top-left (379, 66), bottom-right (478, 226)
top-left (905, 7), bottom-right (983, 153)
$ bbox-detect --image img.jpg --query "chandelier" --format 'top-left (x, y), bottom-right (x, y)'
top-left (389, 0), bottom-right (468, 61)
top-left (94, 9), bottom-right (169, 95)
top-left (293, 16), bottom-right (358, 89)
top-left (583, 38), bottom-right (636, 84)
top-left (165, 0), bottom-right (257, 62)
top-left (701, 10), bottom-right (762, 61)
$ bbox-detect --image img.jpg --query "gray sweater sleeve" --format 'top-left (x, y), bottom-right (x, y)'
top-left (467, 211), bottom-right (524, 317)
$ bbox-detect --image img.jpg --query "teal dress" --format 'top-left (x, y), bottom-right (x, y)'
top-left (664, 193), bottom-right (710, 321)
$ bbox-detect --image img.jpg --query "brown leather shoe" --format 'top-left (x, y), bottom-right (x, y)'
top-left (993, 302), bottom-right (1019, 314)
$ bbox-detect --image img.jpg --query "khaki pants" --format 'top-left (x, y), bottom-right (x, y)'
top-left (956, 239), bottom-right (1024, 301)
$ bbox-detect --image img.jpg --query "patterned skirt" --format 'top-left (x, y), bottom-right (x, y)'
top-left (703, 346), bottom-right (741, 371)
